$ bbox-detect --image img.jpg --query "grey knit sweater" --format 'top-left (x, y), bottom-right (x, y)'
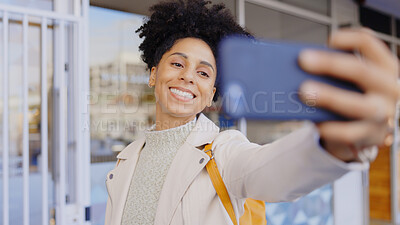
top-left (120, 118), bottom-right (197, 225)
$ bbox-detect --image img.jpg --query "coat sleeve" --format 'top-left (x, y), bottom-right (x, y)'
top-left (213, 121), bottom-right (370, 203)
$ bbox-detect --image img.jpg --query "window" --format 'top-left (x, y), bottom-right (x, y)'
top-left (359, 5), bottom-right (391, 35)
top-left (89, 6), bottom-right (148, 225)
top-left (89, 6), bottom-right (148, 162)
top-left (245, 2), bottom-right (329, 45)
top-left (277, 0), bottom-right (330, 15)
top-left (0, 0), bottom-right (53, 11)
top-left (0, 16), bottom-right (55, 225)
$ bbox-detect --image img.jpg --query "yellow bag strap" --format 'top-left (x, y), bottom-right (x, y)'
top-left (204, 142), bottom-right (238, 225)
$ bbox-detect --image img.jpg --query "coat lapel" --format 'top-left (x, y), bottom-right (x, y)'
top-left (106, 136), bottom-right (145, 225)
top-left (154, 143), bottom-right (209, 225)
top-left (154, 113), bottom-right (220, 225)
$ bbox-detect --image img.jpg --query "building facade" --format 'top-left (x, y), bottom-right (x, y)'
top-left (0, 0), bottom-right (400, 225)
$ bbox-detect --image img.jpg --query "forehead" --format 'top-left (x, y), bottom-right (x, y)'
top-left (165, 38), bottom-right (216, 65)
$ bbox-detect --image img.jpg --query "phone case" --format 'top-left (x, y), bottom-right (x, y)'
top-left (218, 36), bottom-right (361, 121)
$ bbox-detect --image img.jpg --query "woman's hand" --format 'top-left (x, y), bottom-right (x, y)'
top-left (298, 28), bottom-right (400, 162)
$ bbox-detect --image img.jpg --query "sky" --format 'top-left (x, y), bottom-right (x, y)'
top-left (89, 6), bottom-right (145, 66)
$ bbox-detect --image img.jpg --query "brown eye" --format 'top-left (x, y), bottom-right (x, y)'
top-left (198, 71), bottom-right (209, 77)
top-left (172, 62), bottom-right (183, 68)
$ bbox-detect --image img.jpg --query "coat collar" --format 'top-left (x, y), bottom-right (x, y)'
top-left (115, 135), bottom-right (145, 160)
top-left (105, 137), bottom-right (145, 225)
top-left (186, 113), bottom-right (220, 146)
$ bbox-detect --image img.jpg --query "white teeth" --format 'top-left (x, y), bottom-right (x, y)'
top-left (170, 88), bottom-right (194, 99)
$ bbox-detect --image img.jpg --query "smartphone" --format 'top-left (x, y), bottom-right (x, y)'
top-left (218, 36), bottom-right (362, 122)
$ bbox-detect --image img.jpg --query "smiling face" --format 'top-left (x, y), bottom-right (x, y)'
top-left (149, 38), bottom-right (217, 121)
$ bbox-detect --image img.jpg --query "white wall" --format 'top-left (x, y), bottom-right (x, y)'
top-left (333, 171), bottom-right (366, 225)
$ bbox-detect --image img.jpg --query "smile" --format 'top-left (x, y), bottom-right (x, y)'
top-left (169, 87), bottom-right (195, 100)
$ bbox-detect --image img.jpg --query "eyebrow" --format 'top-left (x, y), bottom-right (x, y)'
top-left (169, 52), bottom-right (215, 72)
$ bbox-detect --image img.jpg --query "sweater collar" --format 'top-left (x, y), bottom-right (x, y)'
top-left (144, 117), bottom-right (196, 150)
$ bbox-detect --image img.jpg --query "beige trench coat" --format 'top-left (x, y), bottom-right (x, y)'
top-left (105, 113), bottom-right (368, 225)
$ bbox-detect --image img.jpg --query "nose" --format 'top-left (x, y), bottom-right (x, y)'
top-left (179, 68), bottom-right (195, 84)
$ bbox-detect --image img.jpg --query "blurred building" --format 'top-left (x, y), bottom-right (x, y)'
top-left (89, 52), bottom-right (154, 162)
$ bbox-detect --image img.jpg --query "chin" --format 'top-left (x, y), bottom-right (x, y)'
top-left (168, 110), bottom-right (198, 118)
top-left (157, 100), bottom-right (204, 118)
top-left (163, 106), bottom-right (201, 117)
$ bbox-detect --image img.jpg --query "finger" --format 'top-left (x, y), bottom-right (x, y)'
top-left (328, 28), bottom-right (399, 76)
top-left (299, 80), bottom-right (394, 121)
top-left (298, 50), bottom-right (399, 97)
top-left (320, 140), bottom-right (355, 161)
top-left (317, 120), bottom-right (387, 147)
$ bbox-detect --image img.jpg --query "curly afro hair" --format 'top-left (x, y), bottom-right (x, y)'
top-left (136, 0), bottom-right (252, 102)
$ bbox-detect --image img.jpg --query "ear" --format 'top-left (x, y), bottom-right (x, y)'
top-left (208, 87), bottom-right (217, 107)
top-left (212, 87), bottom-right (216, 99)
top-left (149, 67), bottom-right (157, 87)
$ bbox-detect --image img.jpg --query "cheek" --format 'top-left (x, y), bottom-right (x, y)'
top-left (154, 70), bottom-right (169, 92)
top-left (153, 79), bottom-right (166, 101)
top-left (200, 83), bottom-right (215, 99)
top-left (153, 86), bottom-right (161, 102)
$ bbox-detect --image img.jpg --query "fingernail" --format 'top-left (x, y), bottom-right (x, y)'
top-left (300, 81), bottom-right (320, 94)
top-left (299, 50), bottom-right (319, 65)
top-left (299, 81), bottom-right (320, 105)
top-left (384, 134), bottom-right (394, 147)
top-left (360, 27), bottom-right (376, 36)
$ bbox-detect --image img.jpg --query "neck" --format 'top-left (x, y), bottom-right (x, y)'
top-left (155, 109), bottom-right (196, 131)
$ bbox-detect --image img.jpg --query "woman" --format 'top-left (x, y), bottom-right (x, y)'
top-left (105, 0), bottom-right (400, 225)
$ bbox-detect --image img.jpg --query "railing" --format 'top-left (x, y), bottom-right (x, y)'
top-left (0, 2), bottom-right (90, 225)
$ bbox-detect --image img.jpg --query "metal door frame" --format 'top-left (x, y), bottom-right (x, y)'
top-left (0, 0), bottom-right (90, 224)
